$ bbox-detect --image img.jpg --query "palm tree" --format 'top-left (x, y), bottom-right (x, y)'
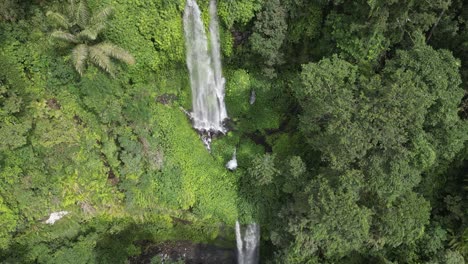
top-left (47, 0), bottom-right (135, 77)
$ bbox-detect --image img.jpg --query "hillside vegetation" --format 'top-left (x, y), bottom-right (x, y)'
top-left (0, 0), bottom-right (466, 263)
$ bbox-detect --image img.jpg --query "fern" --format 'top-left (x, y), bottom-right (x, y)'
top-left (89, 45), bottom-right (115, 77)
top-left (75, 0), bottom-right (90, 27)
top-left (46, 11), bottom-right (71, 29)
top-left (51, 30), bottom-right (79, 43)
top-left (92, 7), bottom-right (113, 24)
top-left (96, 42), bottom-right (135, 65)
top-left (72, 44), bottom-right (88, 76)
top-left (48, 0), bottom-right (134, 77)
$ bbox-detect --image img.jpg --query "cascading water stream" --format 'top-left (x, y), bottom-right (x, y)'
top-left (183, 0), bottom-right (227, 133)
top-left (236, 221), bottom-right (260, 264)
top-left (209, 0), bottom-right (228, 122)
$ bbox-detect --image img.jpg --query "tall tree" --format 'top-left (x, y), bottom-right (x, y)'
top-left (250, 0), bottom-right (287, 78)
top-left (278, 42), bottom-right (467, 262)
top-left (324, 0), bottom-right (452, 67)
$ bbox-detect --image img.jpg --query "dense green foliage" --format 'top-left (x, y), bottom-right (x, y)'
top-left (0, 0), bottom-right (466, 263)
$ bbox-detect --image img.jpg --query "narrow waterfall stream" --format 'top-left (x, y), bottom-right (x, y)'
top-left (183, 0), bottom-right (228, 133)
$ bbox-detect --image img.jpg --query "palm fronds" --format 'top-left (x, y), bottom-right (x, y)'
top-left (72, 44), bottom-right (88, 76)
top-left (89, 45), bottom-right (115, 77)
top-left (91, 22), bottom-right (107, 37)
top-left (96, 42), bottom-right (136, 65)
top-left (46, 11), bottom-right (71, 29)
top-left (67, 0), bottom-right (79, 23)
top-left (77, 28), bottom-right (99, 41)
top-left (92, 7), bottom-right (113, 24)
top-left (75, 0), bottom-right (90, 27)
top-left (51, 30), bottom-right (79, 43)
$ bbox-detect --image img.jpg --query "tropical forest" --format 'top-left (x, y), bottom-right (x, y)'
top-left (0, 0), bottom-right (467, 263)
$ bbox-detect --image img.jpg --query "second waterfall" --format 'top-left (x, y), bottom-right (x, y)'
top-left (183, 0), bottom-right (228, 133)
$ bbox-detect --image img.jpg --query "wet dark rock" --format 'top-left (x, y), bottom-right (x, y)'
top-left (156, 93), bottom-right (178, 105)
top-left (231, 29), bottom-right (251, 47)
top-left (47, 98), bottom-right (61, 109)
top-left (73, 115), bottom-right (83, 125)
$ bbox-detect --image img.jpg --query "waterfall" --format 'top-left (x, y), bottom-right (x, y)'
top-left (236, 221), bottom-right (260, 264)
top-left (183, 0), bottom-right (228, 133)
top-left (184, 2), bottom-right (258, 263)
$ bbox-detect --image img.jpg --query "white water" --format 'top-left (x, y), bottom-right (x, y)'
top-left (183, 0), bottom-right (228, 133)
top-left (225, 149), bottom-right (238, 171)
top-left (249, 90), bottom-right (256, 105)
top-left (44, 211), bottom-right (69, 224)
top-left (236, 221), bottom-right (260, 264)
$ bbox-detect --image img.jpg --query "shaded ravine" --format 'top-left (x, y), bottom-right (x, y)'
top-left (129, 241), bottom-right (236, 264)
